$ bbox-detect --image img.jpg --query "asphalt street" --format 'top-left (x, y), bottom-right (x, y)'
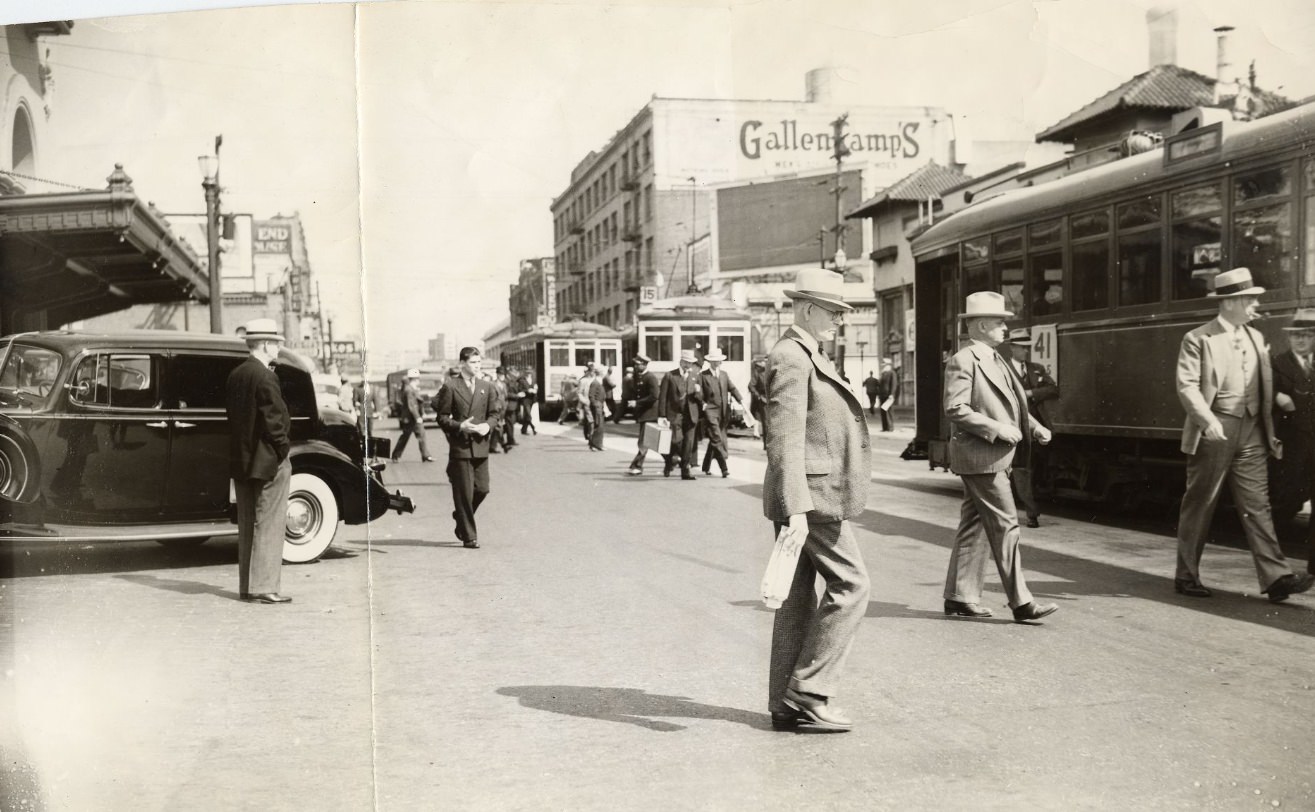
top-left (3, 413), bottom-right (1314, 810)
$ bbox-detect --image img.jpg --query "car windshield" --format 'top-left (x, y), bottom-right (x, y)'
top-left (0, 344), bottom-right (62, 406)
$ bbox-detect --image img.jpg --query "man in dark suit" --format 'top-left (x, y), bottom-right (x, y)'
top-left (942, 292), bottom-right (1058, 623)
top-left (658, 349), bottom-right (703, 479)
top-left (586, 367), bottom-right (606, 451)
top-left (699, 348), bottom-right (745, 478)
top-left (225, 318), bottom-right (293, 604)
top-left (1270, 309), bottom-right (1315, 568)
top-left (875, 360), bottom-right (899, 432)
top-left (434, 347), bottom-right (498, 549)
top-left (392, 369), bottom-right (434, 462)
top-left (764, 267), bottom-right (871, 732)
top-left (1174, 268), bottom-right (1314, 601)
top-left (1003, 328), bottom-right (1059, 528)
top-left (627, 354), bottom-right (661, 475)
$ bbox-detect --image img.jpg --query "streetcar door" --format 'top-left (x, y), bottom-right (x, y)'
top-left (914, 251), bottom-right (960, 467)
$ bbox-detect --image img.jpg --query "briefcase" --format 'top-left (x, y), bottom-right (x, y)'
top-left (640, 422), bottom-right (671, 454)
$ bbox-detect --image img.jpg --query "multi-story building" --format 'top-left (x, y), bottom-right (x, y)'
top-left (549, 70), bottom-right (956, 334)
top-left (507, 257), bottom-right (557, 336)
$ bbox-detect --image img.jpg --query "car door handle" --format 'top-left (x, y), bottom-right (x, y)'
top-left (174, 421), bottom-right (196, 429)
top-left (145, 421), bottom-right (169, 428)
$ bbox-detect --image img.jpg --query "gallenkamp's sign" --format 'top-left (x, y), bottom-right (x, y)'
top-left (739, 119), bottom-right (922, 161)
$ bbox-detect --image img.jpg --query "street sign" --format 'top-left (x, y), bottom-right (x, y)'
top-left (331, 340), bottom-right (357, 354)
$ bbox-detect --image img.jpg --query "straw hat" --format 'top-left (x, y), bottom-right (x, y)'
top-left (1207, 267), bottom-right (1265, 298)
top-left (783, 267), bottom-right (852, 312)
top-left (958, 291), bottom-right (1014, 320)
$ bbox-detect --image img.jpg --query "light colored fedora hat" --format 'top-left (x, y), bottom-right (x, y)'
top-left (958, 291), bottom-right (1014, 320)
top-left (679, 349), bottom-right (698, 364)
top-left (783, 267), bottom-right (853, 312)
top-left (1207, 267), bottom-right (1265, 297)
top-left (705, 349), bottom-right (726, 362)
top-left (1007, 327), bottom-right (1034, 344)
top-left (242, 317), bottom-right (284, 341)
top-left (1283, 308), bottom-right (1315, 331)
top-left (406, 368), bottom-right (421, 378)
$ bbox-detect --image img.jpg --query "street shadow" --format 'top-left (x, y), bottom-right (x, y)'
top-left (115, 572), bottom-right (238, 601)
top-left (0, 539), bottom-right (237, 579)
top-left (367, 538), bottom-right (467, 550)
top-left (729, 598), bottom-right (1014, 624)
top-left (495, 685), bottom-right (770, 732)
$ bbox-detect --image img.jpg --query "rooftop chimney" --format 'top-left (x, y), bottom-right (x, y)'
top-left (1146, 5), bottom-right (1178, 67)
top-left (1213, 25), bottom-right (1237, 104)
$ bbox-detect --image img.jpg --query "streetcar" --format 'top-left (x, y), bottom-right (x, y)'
top-left (498, 320), bottom-right (621, 421)
top-left (909, 100), bottom-right (1315, 508)
top-left (621, 295), bottom-right (753, 423)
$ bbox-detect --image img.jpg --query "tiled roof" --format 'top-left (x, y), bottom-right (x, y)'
top-left (1037, 64), bottom-right (1293, 143)
top-left (846, 162), bottom-right (971, 219)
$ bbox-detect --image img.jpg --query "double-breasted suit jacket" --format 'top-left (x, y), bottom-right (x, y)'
top-left (1269, 348), bottom-right (1315, 521)
top-left (435, 375), bottom-right (497, 460)
top-left (226, 356), bottom-right (291, 481)
top-left (946, 342), bottom-right (1045, 476)
top-left (632, 370), bottom-right (661, 423)
top-left (700, 368), bottom-right (742, 433)
top-left (658, 368), bottom-right (703, 425)
top-left (763, 326), bottom-right (871, 522)
top-left (1176, 319), bottom-right (1280, 458)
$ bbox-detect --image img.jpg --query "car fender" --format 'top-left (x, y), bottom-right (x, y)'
top-left (289, 440), bottom-right (390, 525)
top-left (0, 413), bottom-right (41, 504)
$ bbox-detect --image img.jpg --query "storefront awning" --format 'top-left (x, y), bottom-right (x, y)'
top-left (0, 165), bottom-right (209, 331)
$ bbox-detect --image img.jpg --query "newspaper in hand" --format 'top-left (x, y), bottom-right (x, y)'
top-left (761, 524), bottom-right (805, 609)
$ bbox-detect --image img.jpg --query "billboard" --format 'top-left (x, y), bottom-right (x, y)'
top-left (716, 169), bottom-right (864, 273)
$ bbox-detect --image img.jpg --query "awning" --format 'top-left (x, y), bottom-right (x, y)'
top-left (0, 165), bottom-right (208, 331)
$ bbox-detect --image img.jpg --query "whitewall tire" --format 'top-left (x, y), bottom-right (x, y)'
top-left (284, 471), bottom-right (340, 564)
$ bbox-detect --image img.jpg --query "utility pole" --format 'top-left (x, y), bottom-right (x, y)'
top-left (686, 176), bottom-right (699, 294)
top-left (830, 113), bottom-right (850, 378)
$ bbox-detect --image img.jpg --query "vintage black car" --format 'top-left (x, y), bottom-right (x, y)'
top-left (0, 331), bottom-right (414, 562)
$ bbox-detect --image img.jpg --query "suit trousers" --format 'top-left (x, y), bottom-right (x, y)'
top-left (701, 418), bottom-right (729, 474)
top-left (1010, 466), bottom-right (1039, 520)
top-left (448, 458), bottom-right (490, 542)
top-left (234, 458), bottom-right (290, 596)
top-left (630, 421), bottom-right (651, 470)
top-left (393, 419), bottom-right (429, 460)
top-left (944, 471), bottom-right (1035, 608)
top-left (769, 519), bottom-right (870, 705)
top-left (1175, 413), bottom-right (1294, 591)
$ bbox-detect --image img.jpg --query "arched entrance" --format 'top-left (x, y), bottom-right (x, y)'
top-left (12, 105), bottom-right (34, 176)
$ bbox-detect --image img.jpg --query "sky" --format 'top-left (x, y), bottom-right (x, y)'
top-left (3, 0), bottom-right (1315, 365)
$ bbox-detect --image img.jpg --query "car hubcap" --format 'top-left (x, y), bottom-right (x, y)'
top-left (286, 495), bottom-right (321, 544)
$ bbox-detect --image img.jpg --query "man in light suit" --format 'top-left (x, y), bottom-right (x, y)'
top-left (698, 348), bottom-right (745, 478)
top-left (942, 292), bottom-right (1058, 623)
top-left (657, 349), bottom-right (703, 479)
top-left (434, 346), bottom-right (498, 549)
top-left (1173, 268), bottom-right (1314, 601)
top-left (225, 318), bottom-right (292, 604)
top-left (764, 267), bottom-right (871, 733)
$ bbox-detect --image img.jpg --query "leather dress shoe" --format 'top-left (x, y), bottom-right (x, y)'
top-left (721, 469), bottom-right (730, 478)
top-left (245, 593), bottom-right (292, 604)
top-left (944, 599), bottom-right (993, 618)
top-left (627, 467), bottom-right (642, 476)
top-left (681, 472), bottom-right (697, 480)
top-left (1266, 572), bottom-right (1315, 603)
top-left (463, 540), bottom-right (480, 549)
top-left (782, 687), bottom-right (853, 731)
top-left (1012, 601), bottom-right (1058, 622)
top-left (1025, 516), bottom-right (1040, 528)
top-left (422, 456), bottom-right (435, 462)
top-left (770, 707), bottom-right (803, 731)
top-left (1174, 580), bottom-right (1213, 598)
top-left (701, 468), bottom-right (711, 475)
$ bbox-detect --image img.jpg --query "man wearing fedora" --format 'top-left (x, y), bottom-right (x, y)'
top-left (1174, 268), bottom-right (1314, 601)
top-left (627, 354), bottom-right (661, 475)
top-left (392, 368), bottom-right (434, 462)
top-left (698, 348), bottom-right (746, 478)
top-left (763, 268), bottom-right (871, 732)
top-left (1269, 309), bottom-right (1315, 570)
top-left (658, 349), bottom-right (703, 479)
top-left (1004, 327), bottom-right (1060, 528)
top-left (942, 292), bottom-right (1058, 623)
top-left (225, 318), bottom-right (293, 604)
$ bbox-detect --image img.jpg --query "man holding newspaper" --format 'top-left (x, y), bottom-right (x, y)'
top-left (761, 267), bottom-right (872, 733)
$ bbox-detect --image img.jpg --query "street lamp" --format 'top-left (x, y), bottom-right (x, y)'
top-left (198, 135), bottom-right (223, 334)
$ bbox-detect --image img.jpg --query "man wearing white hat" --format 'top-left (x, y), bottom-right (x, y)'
top-left (698, 348), bottom-right (746, 477)
top-left (1174, 268), bottom-right (1314, 601)
top-left (942, 292), bottom-right (1058, 623)
top-left (392, 368), bottom-right (434, 462)
top-left (225, 318), bottom-right (292, 604)
top-left (762, 268), bottom-right (871, 731)
top-left (657, 349), bottom-right (703, 479)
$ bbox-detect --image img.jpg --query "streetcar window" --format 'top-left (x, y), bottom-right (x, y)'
top-left (1071, 209), bottom-right (1109, 239)
top-left (1233, 202), bottom-right (1294, 290)
top-left (600, 347), bottom-right (618, 367)
top-left (1029, 251), bottom-right (1063, 317)
top-left (1118, 230), bottom-right (1162, 306)
top-left (1116, 196), bottom-right (1162, 229)
top-left (1306, 159), bottom-right (1315, 286)
top-left (681, 331), bottom-right (710, 359)
top-left (1071, 241), bottom-right (1110, 311)
top-left (963, 263), bottom-right (991, 295)
top-left (645, 334), bottom-right (672, 362)
top-left (549, 346), bottom-right (569, 367)
top-left (1171, 215), bottom-right (1223, 300)
top-left (993, 229), bottom-right (1023, 256)
top-left (717, 335), bottom-right (745, 362)
top-left (962, 238), bottom-right (990, 263)
top-left (1234, 165), bottom-right (1293, 203)
top-left (574, 347), bottom-right (594, 367)
top-left (998, 262), bottom-right (1024, 317)
top-left (1029, 218), bottom-right (1062, 247)
top-left (1171, 183), bottom-right (1222, 219)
